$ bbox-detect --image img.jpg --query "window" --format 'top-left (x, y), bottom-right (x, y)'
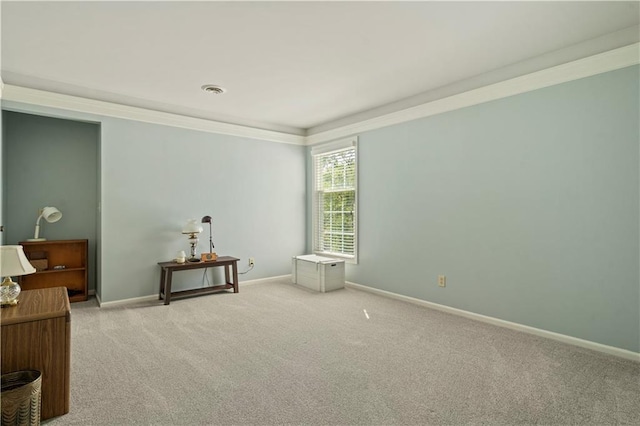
top-left (311, 137), bottom-right (357, 262)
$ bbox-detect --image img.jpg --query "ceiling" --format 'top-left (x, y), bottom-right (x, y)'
top-left (2, 1), bottom-right (639, 137)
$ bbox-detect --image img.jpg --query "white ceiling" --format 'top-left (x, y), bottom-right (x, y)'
top-left (2, 1), bottom-right (639, 136)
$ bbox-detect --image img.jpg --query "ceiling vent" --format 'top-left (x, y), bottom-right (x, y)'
top-left (201, 85), bottom-right (226, 94)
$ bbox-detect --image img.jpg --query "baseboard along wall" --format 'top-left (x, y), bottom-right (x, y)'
top-left (92, 274), bottom-right (639, 361)
top-left (345, 281), bottom-right (640, 362)
top-left (95, 275), bottom-right (292, 308)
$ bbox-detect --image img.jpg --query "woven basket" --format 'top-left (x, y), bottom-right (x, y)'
top-left (1, 370), bottom-right (41, 426)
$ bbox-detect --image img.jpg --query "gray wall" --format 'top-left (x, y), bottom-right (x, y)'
top-left (312, 65), bottom-right (639, 352)
top-left (3, 111), bottom-right (99, 292)
top-left (0, 106), bottom-right (3, 244)
top-left (2, 65), bottom-right (637, 353)
top-left (1, 107), bottom-right (307, 303)
top-left (99, 118), bottom-right (306, 302)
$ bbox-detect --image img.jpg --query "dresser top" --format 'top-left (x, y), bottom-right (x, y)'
top-left (1, 287), bottom-right (70, 325)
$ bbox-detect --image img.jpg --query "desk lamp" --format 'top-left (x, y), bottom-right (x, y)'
top-left (28, 206), bottom-right (62, 241)
top-left (200, 215), bottom-right (217, 261)
top-left (182, 219), bottom-right (203, 262)
top-left (0, 245), bottom-right (36, 306)
top-left (201, 216), bottom-right (215, 252)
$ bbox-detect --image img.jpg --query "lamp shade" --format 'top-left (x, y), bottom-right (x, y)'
top-left (0, 246), bottom-right (36, 277)
top-left (182, 219), bottom-right (203, 234)
top-left (29, 206), bottom-right (63, 241)
top-left (1, 246), bottom-right (36, 306)
top-left (41, 206), bottom-right (62, 223)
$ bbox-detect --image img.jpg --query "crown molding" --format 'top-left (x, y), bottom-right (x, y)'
top-left (1, 85), bottom-right (306, 145)
top-left (306, 43), bottom-right (640, 145)
top-left (2, 43), bottom-right (637, 147)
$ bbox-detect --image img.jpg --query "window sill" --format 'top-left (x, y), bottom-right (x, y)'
top-left (314, 252), bottom-right (358, 265)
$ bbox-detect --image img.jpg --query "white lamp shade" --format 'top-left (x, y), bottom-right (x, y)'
top-left (30, 206), bottom-right (63, 241)
top-left (182, 219), bottom-right (203, 234)
top-left (0, 245), bottom-right (36, 277)
top-left (41, 206), bottom-right (62, 223)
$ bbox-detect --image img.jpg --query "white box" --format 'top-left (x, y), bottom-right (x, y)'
top-left (292, 255), bottom-right (345, 292)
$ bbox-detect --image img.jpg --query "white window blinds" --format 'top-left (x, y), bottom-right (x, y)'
top-left (312, 138), bottom-right (357, 260)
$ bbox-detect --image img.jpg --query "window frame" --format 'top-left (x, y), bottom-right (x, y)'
top-left (311, 136), bottom-right (358, 263)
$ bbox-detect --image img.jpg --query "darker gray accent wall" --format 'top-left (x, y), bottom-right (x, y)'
top-left (0, 108), bottom-right (3, 244)
top-left (2, 111), bottom-right (99, 292)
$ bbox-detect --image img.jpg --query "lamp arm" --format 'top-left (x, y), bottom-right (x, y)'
top-left (33, 213), bottom-right (44, 239)
top-left (208, 222), bottom-right (215, 251)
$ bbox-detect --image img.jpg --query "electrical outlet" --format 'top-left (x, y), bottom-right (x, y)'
top-left (249, 257), bottom-right (255, 266)
top-left (438, 275), bottom-right (446, 287)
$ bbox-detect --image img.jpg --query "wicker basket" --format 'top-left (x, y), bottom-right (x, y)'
top-left (1, 370), bottom-right (42, 426)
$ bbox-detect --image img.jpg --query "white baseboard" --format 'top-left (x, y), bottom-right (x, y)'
top-left (240, 274), bottom-right (291, 286)
top-left (97, 294), bottom-right (158, 308)
top-left (345, 281), bottom-right (640, 362)
top-left (96, 275), bottom-right (292, 307)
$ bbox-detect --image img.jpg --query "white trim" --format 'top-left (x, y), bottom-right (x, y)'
top-left (311, 139), bottom-right (359, 263)
top-left (310, 136), bottom-right (357, 155)
top-left (239, 274), bottom-right (291, 286)
top-left (96, 275), bottom-right (292, 307)
top-left (2, 44), bottom-right (637, 146)
top-left (97, 294), bottom-right (158, 308)
top-left (306, 43), bottom-right (640, 145)
top-left (1, 85), bottom-right (306, 145)
top-left (345, 281), bottom-right (640, 363)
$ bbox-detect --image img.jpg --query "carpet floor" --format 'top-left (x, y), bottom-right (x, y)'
top-left (43, 279), bottom-right (639, 425)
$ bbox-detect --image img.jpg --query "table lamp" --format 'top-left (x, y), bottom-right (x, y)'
top-left (182, 219), bottom-right (203, 262)
top-left (0, 245), bottom-right (36, 306)
top-left (28, 206), bottom-right (62, 241)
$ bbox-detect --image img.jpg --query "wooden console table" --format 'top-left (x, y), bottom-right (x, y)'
top-left (158, 256), bottom-right (239, 305)
top-left (1, 287), bottom-right (71, 420)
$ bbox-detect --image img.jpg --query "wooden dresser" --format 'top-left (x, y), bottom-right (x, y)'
top-left (1, 287), bottom-right (71, 420)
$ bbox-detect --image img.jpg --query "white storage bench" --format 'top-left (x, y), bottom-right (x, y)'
top-left (292, 255), bottom-right (345, 292)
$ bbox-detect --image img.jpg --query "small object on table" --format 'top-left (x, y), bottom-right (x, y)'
top-left (201, 252), bottom-right (217, 261)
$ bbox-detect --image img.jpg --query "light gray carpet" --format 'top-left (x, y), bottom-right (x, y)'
top-left (44, 279), bottom-right (639, 425)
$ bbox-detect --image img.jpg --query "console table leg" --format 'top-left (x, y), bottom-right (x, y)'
top-left (159, 268), bottom-right (166, 300)
top-left (232, 261), bottom-right (239, 293)
top-left (164, 270), bottom-right (173, 305)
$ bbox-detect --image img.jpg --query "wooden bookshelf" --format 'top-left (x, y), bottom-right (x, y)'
top-left (18, 239), bottom-right (88, 302)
